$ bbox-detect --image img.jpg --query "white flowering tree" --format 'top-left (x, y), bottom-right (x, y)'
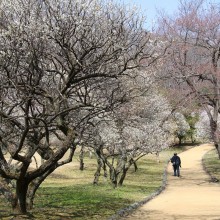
top-left (84, 76), bottom-right (173, 187)
top-left (0, 0), bottom-right (155, 214)
top-left (173, 112), bottom-right (190, 145)
top-left (195, 110), bottom-right (212, 142)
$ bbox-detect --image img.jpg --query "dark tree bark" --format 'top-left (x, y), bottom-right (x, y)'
top-left (93, 157), bottom-right (102, 185)
top-left (15, 179), bottom-right (29, 214)
top-left (79, 146), bottom-right (84, 171)
top-left (133, 161), bottom-right (138, 171)
top-left (118, 167), bottom-right (128, 187)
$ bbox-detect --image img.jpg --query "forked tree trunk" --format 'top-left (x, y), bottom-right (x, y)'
top-left (109, 167), bottom-right (118, 188)
top-left (118, 158), bottom-right (137, 186)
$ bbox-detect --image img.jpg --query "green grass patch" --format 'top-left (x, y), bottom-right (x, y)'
top-left (203, 149), bottom-right (220, 181)
top-left (0, 147), bottom-right (186, 219)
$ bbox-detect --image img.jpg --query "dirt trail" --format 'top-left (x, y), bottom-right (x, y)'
top-left (121, 144), bottom-right (220, 220)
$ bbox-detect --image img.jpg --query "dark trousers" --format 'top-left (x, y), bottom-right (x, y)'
top-left (173, 165), bottom-right (180, 176)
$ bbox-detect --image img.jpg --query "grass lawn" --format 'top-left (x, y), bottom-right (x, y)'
top-left (0, 147), bottom-right (184, 220)
top-left (203, 149), bottom-right (220, 181)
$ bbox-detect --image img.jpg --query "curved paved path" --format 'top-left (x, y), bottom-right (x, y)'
top-left (122, 144), bottom-right (220, 220)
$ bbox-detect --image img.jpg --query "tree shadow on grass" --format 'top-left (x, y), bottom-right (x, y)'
top-left (0, 185), bottom-right (132, 220)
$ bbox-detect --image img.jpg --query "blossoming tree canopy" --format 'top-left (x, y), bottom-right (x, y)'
top-left (0, 0), bottom-right (155, 213)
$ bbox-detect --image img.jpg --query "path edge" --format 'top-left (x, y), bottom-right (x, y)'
top-left (107, 159), bottom-right (170, 220)
top-left (202, 148), bottom-right (219, 183)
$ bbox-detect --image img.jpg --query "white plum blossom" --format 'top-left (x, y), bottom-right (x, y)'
top-left (94, 84), bottom-right (173, 155)
top-left (173, 112), bottom-right (190, 139)
top-left (0, 0), bottom-right (153, 212)
top-left (195, 111), bottom-right (211, 141)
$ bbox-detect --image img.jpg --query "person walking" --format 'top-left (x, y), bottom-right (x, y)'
top-left (170, 153), bottom-right (181, 177)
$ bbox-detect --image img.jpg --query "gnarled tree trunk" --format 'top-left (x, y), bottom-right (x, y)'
top-left (93, 157), bottom-right (102, 185)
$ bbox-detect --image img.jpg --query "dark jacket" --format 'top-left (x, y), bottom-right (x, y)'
top-left (171, 155), bottom-right (181, 167)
